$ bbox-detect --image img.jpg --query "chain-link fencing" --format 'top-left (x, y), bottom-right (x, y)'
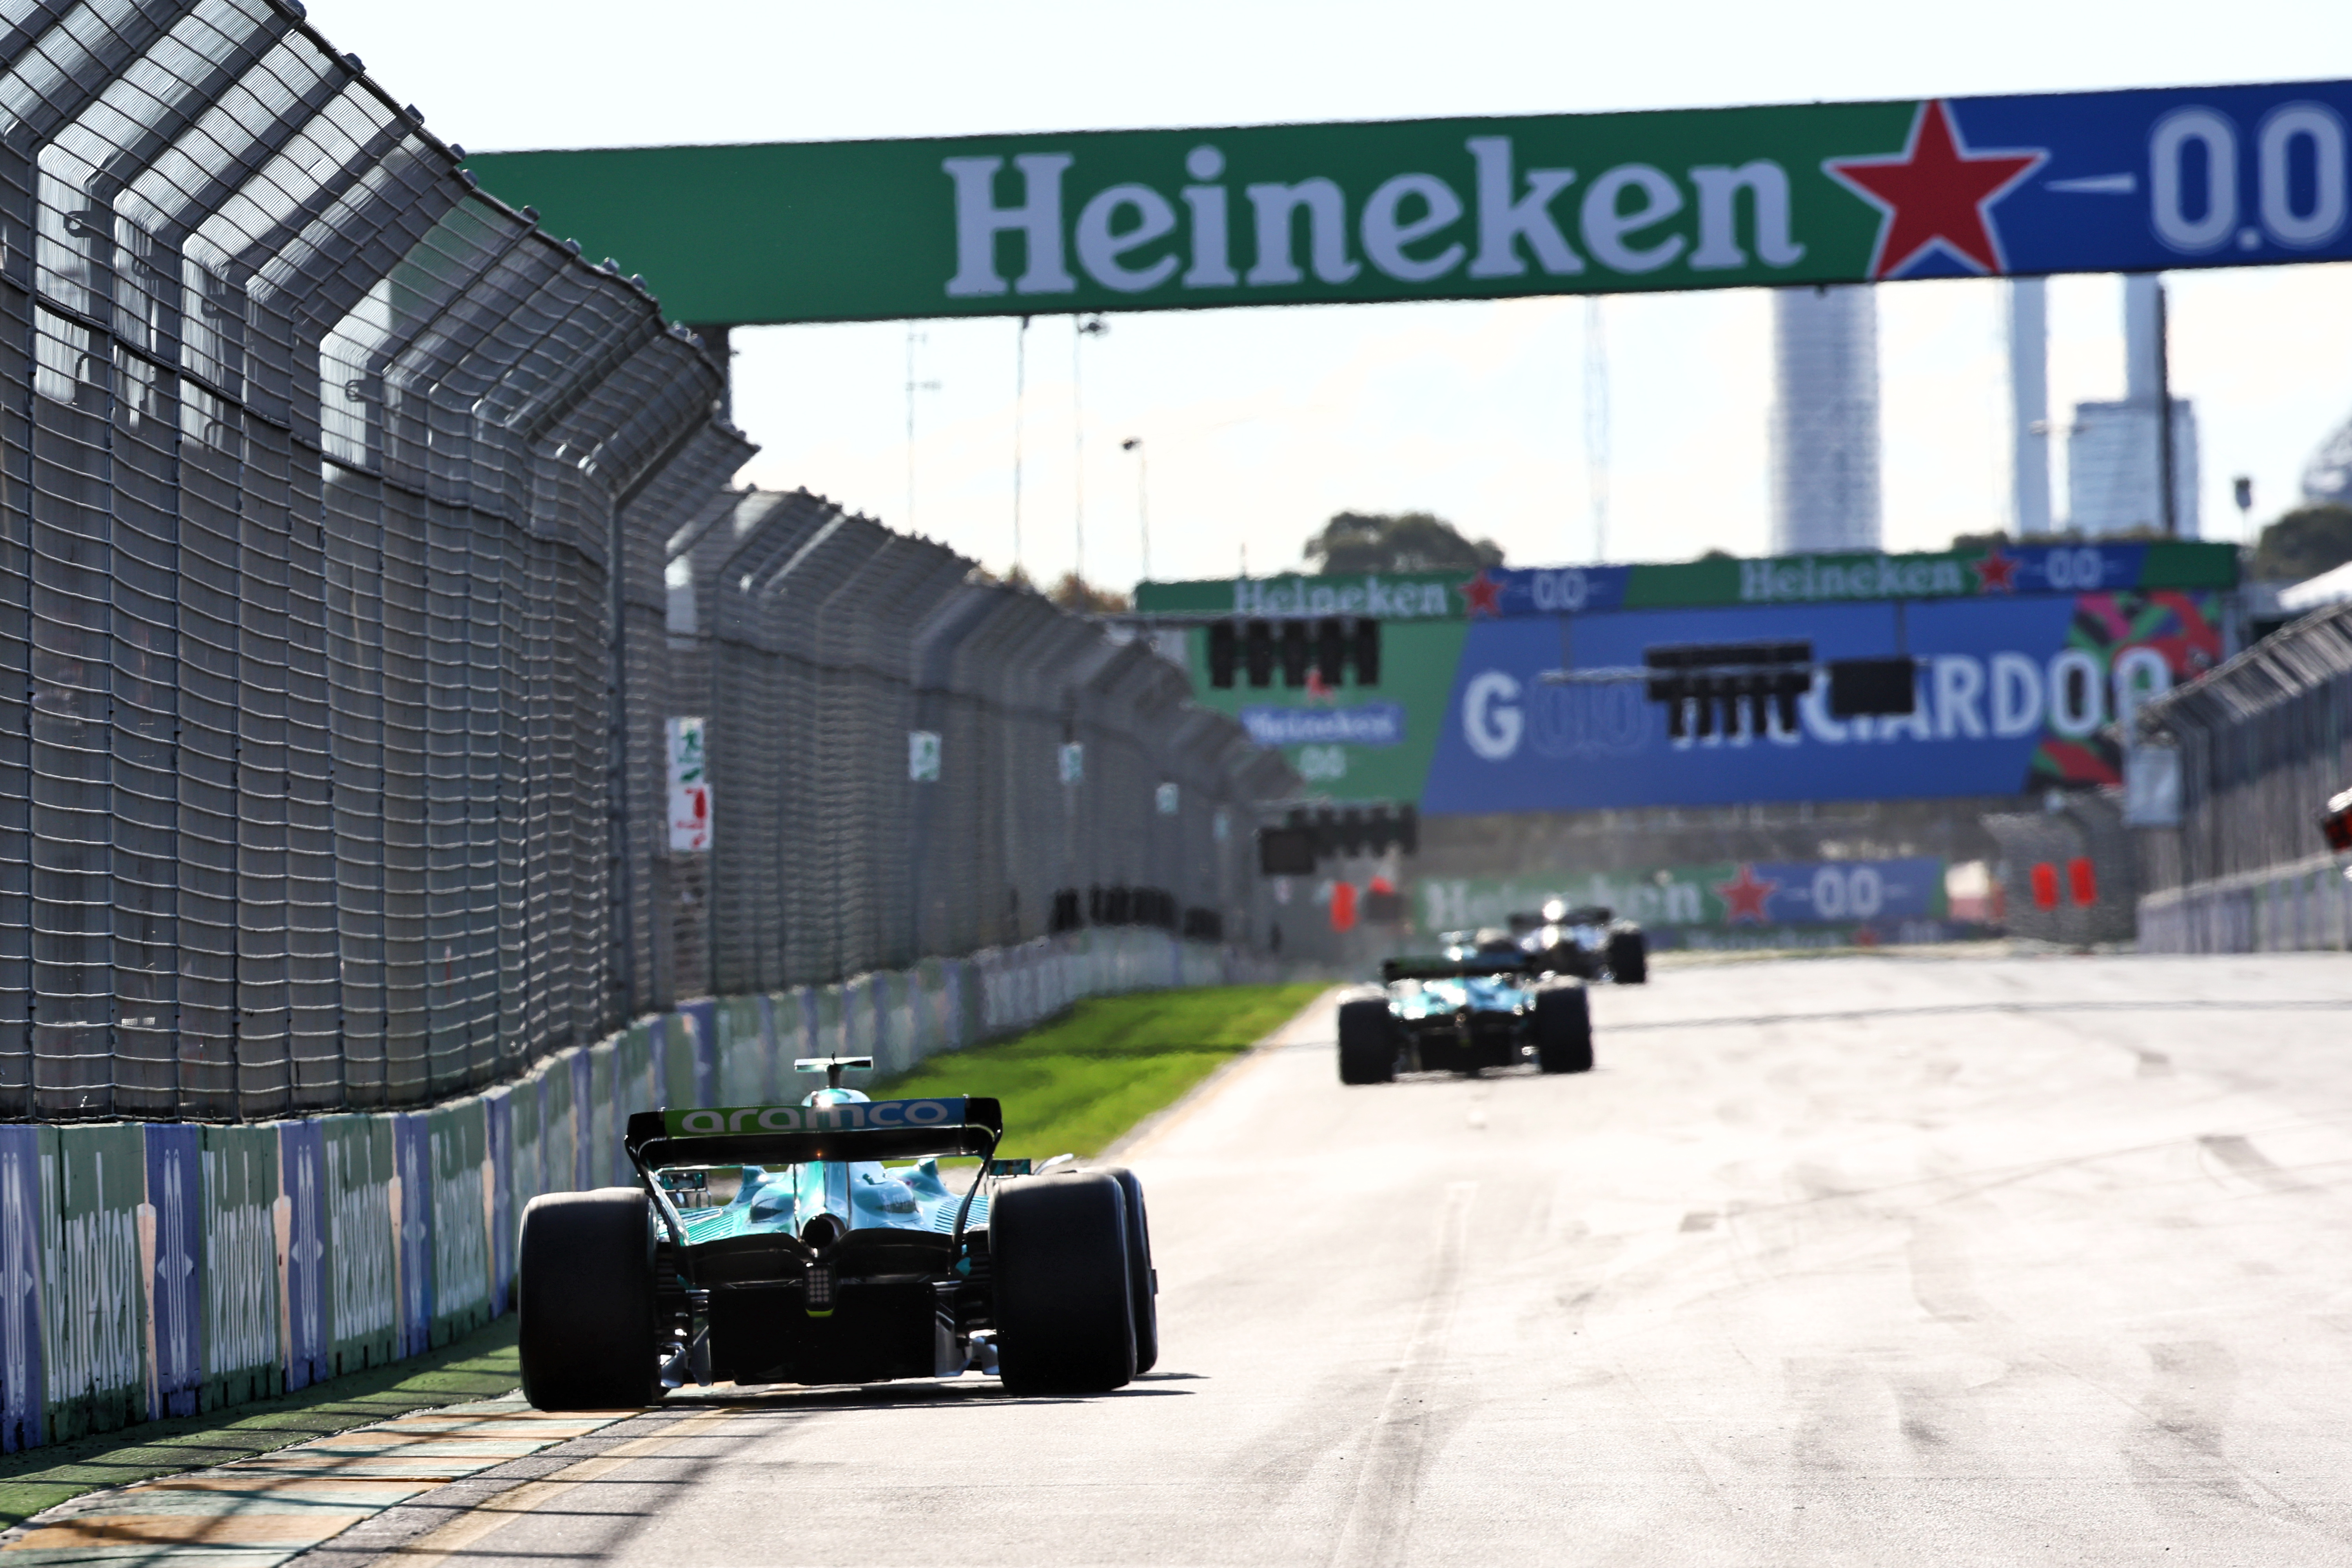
top-left (0, 0), bottom-right (1293, 1125)
top-left (659, 486), bottom-right (1294, 1004)
top-left (2135, 601), bottom-right (2352, 951)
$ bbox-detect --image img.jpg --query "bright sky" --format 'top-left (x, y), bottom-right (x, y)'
top-left (315, 0), bottom-right (2352, 588)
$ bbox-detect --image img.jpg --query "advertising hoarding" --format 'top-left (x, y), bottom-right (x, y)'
top-left (1145, 546), bottom-right (2234, 813)
top-left (1417, 854), bottom-right (1949, 931)
top-left (469, 82), bottom-right (2352, 325)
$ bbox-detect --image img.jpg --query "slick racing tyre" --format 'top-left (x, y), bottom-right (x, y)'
top-left (1534, 984), bottom-right (1594, 1074)
top-left (1337, 998), bottom-right (1399, 1085)
top-left (518, 1189), bottom-right (659, 1410)
top-left (1098, 1165), bottom-right (1159, 1375)
top-left (992, 1171), bottom-right (1137, 1395)
top-left (1608, 929), bottom-right (1649, 985)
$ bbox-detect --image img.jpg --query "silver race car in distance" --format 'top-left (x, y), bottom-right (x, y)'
top-left (1336, 936), bottom-right (1592, 1084)
top-left (1500, 899), bottom-right (1649, 984)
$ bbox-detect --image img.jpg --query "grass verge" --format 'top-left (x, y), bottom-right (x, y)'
top-left (0, 1315), bottom-right (520, 1529)
top-left (875, 983), bottom-right (1324, 1159)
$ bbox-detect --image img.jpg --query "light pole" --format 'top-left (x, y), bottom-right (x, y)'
top-left (904, 325), bottom-right (937, 531)
top-left (1012, 315), bottom-right (1031, 576)
top-left (1585, 296), bottom-right (1610, 563)
top-left (1074, 315), bottom-right (1106, 589)
top-left (1122, 436), bottom-right (1149, 583)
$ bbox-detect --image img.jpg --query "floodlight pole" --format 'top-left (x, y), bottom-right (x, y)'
top-left (2154, 278), bottom-right (2178, 537)
top-left (1074, 316), bottom-right (1107, 590)
top-left (1123, 436), bottom-right (1149, 581)
top-left (1013, 315), bottom-right (1030, 574)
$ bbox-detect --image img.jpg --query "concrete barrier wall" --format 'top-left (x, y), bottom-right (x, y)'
top-left (0, 929), bottom-right (1269, 1453)
top-left (2137, 851), bottom-right (2352, 954)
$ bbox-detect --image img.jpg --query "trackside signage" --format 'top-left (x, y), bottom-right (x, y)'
top-left (663, 1099), bottom-right (968, 1136)
top-left (1134, 541), bottom-right (2234, 621)
top-left (467, 82), bottom-right (2352, 325)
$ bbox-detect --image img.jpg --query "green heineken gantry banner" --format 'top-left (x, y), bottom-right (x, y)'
top-left (465, 80), bottom-right (2352, 324)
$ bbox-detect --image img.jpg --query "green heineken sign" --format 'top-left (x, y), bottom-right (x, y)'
top-left (1132, 541), bottom-right (2235, 621)
top-left (467, 82), bottom-right (2352, 325)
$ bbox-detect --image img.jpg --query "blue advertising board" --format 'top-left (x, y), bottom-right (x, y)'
top-left (277, 1120), bottom-right (328, 1392)
top-left (1424, 590), bottom-right (2223, 814)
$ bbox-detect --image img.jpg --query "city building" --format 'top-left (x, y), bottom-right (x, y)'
top-left (2300, 407), bottom-right (2352, 505)
top-left (1768, 285), bottom-right (1882, 553)
top-left (2064, 275), bottom-right (2200, 537)
top-left (2007, 278), bottom-right (2053, 537)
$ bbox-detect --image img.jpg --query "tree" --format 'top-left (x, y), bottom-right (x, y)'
top-left (1302, 511), bottom-right (1502, 574)
top-left (1047, 571), bottom-right (1131, 614)
top-left (2251, 503), bottom-right (2352, 583)
top-left (1949, 530), bottom-right (2012, 553)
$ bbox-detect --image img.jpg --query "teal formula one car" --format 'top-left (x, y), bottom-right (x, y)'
top-left (1336, 933), bottom-right (1593, 1084)
top-left (516, 1059), bottom-right (1155, 1407)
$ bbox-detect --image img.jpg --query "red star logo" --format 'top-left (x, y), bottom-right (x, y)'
top-left (1826, 101), bottom-right (2044, 279)
top-left (1461, 570), bottom-right (1504, 618)
top-left (1972, 547), bottom-right (2020, 592)
top-left (1714, 863), bottom-right (1779, 925)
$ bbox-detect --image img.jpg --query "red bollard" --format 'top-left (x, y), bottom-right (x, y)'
top-left (2068, 857), bottom-right (2097, 906)
top-left (2029, 862), bottom-right (2059, 909)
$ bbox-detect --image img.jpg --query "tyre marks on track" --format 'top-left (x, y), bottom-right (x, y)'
top-left (349, 1405), bottom-right (750, 1568)
top-left (1328, 1180), bottom-right (1475, 1568)
top-left (0, 1401), bottom-right (628, 1566)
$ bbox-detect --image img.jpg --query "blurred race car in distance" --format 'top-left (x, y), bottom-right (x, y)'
top-left (1336, 942), bottom-right (1592, 1084)
top-left (1501, 899), bottom-right (1648, 984)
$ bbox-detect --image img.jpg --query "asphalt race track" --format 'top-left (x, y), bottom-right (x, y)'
top-left (338, 954), bottom-right (2352, 1566)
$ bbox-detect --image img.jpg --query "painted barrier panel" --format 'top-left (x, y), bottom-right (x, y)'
top-left (587, 1041), bottom-right (619, 1191)
top-left (680, 1001), bottom-right (719, 1107)
top-left (539, 1059), bottom-right (577, 1212)
top-left (321, 1114), bottom-right (396, 1375)
top-left (390, 1113), bottom-right (434, 1359)
top-left (426, 1102), bottom-right (490, 1349)
top-left (277, 1120), bottom-right (329, 1392)
top-left (617, 1025), bottom-right (656, 1178)
top-left (813, 985), bottom-right (844, 1063)
top-left (863, 976), bottom-right (892, 1074)
top-left (841, 978), bottom-right (873, 1064)
top-left (142, 1125), bottom-right (202, 1420)
top-left (0, 1124), bottom-right (48, 1451)
top-left (793, 988), bottom-right (820, 1073)
top-left (719, 998), bottom-right (767, 1106)
top-left (484, 1089), bottom-right (513, 1319)
top-left (200, 1125), bottom-right (280, 1410)
top-left (886, 975), bottom-right (915, 1074)
top-left (569, 1049), bottom-right (593, 1192)
top-left (45, 1125), bottom-right (146, 1440)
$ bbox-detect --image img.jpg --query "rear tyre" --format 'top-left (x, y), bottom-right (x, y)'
top-left (992, 1172), bottom-right (1136, 1394)
top-left (519, 1189), bottom-right (659, 1410)
top-left (1534, 984), bottom-right (1594, 1074)
top-left (1098, 1166), bottom-right (1158, 1374)
top-left (1337, 999), bottom-right (1398, 1085)
top-left (1608, 928), bottom-right (1649, 985)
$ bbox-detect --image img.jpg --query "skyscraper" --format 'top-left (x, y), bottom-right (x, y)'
top-left (2065, 275), bottom-right (2199, 537)
top-left (2007, 278), bottom-right (2053, 537)
top-left (1769, 286), bottom-right (1882, 554)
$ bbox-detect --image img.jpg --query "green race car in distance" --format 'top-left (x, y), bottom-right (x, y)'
top-left (1335, 936), bottom-right (1593, 1085)
top-left (515, 1060), bottom-right (1156, 1407)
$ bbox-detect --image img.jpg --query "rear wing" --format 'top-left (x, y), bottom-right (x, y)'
top-left (624, 1097), bottom-right (1004, 1172)
top-left (1510, 907), bottom-right (1613, 931)
top-left (1382, 953), bottom-right (1528, 983)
